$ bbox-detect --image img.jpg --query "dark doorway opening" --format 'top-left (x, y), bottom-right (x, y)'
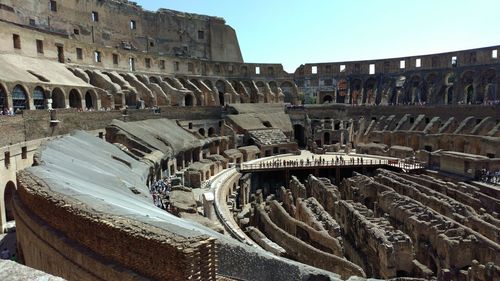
top-left (293, 124), bottom-right (306, 148)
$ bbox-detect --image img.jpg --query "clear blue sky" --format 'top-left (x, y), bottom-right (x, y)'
top-left (135, 0), bottom-right (500, 73)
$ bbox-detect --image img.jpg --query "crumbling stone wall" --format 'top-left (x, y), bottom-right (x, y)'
top-left (342, 170), bottom-right (500, 280)
top-left (295, 197), bottom-right (341, 238)
top-left (252, 203), bottom-right (365, 279)
top-left (333, 200), bottom-right (414, 278)
top-left (306, 175), bottom-right (341, 214)
top-left (15, 172), bottom-right (217, 281)
top-left (289, 176), bottom-right (306, 202)
top-left (267, 200), bottom-right (343, 257)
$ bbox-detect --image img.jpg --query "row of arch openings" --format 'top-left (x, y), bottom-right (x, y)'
top-left (0, 85), bottom-right (97, 111)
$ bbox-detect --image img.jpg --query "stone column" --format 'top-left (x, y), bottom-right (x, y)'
top-left (202, 192), bottom-right (215, 220)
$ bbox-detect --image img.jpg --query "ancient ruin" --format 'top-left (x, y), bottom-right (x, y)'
top-left (0, 0), bottom-right (499, 280)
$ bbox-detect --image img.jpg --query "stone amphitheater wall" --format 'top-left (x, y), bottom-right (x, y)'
top-left (14, 171), bottom-right (216, 281)
top-left (0, 106), bottom-right (223, 147)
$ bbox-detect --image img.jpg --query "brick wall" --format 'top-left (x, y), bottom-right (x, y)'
top-left (15, 171), bottom-right (217, 281)
top-left (0, 107), bottom-right (223, 147)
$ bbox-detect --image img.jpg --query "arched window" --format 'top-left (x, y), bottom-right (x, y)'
top-left (322, 95), bottom-right (333, 103)
top-left (324, 132), bottom-right (331, 145)
top-left (33, 87), bottom-right (45, 109)
top-left (69, 89), bottom-right (82, 109)
top-left (12, 85), bottom-right (27, 111)
top-left (185, 94), bottom-right (193, 107)
top-left (85, 91), bottom-right (94, 109)
top-left (52, 88), bottom-right (65, 109)
top-left (198, 128), bottom-right (205, 136)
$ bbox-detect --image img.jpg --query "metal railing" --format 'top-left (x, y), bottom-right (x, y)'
top-left (239, 158), bottom-right (426, 171)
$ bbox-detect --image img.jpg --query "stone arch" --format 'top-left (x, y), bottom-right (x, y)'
top-left (377, 77), bottom-right (392, 105)
top-left (350, 79), bottom-right (362, 105)
top-left (465, 84), bottom-right (474, 104)
top-left (256, 81), bottom-right (271, 103)
top-left (163, 77), bottom-right (178, 89)
top-left (216, 80), bottom-right (226, 105)
top-left (230, 80), bottom-right (248, 104)
top-left (269, 81), bottom-right (281, 103)
top-left (150, 76), bottom-right (161, 84)
top-left (391, 76), bottom-right (406, 105)
top-left (12, 84), bottom-right (29, 111)
top-left (280, 81), bottom-right (295, 103)
top-left (184, 94), bottom-right (194, 107)
top-left (425, 73), bottom-right (439, 104)
top-left (322, 95), bottom-right (333, 103)
top-left (112, 92), bottom-right (124, 110)
top-left (293, 124), bottom-right (306, 148)
top-left (445, 72), bottom-right (456, 86)
top-left (407, 75), bottom-right (422, 104)
top-left (324, 132), bottom-right (331, 145)
top-left (125, 92), bottom-right (137, 107)
top-left (198, 128), bottom-right (205, 136)
top-left (135, 74), bottom-right (149, 85)
top-left (192, 79), bottom-right (212, 105)
top-left (0, 83), bottom-right (7, 110)
top-left (242, 80), bottom-right (259, 103)
top-left (85, 90), bottom-right (98, 110)
top-left (279, 81), bottom-right (293, 88)
top-left (3, 181), bottom-right (16, 224)
top-left (51, 88), bottom-right (66, 109)
top-left (363, 78), bottom-right (377, 105)
top-left (481, 68), bottom-right (497, 103)
top-left (268, 81), bottom-right (278, 93)
top-left (33, 86), bottom-right (46, 110)
top-left (337, 79), bottom-right (348, 104)
top-left (180, 78), bottom-right (202, 106)
top-left (461, 71), bottom-right (475, 104)
top-left (208, 127), bottom-right (215, 137)
top-left (69, 89), bottom-right (83, 109)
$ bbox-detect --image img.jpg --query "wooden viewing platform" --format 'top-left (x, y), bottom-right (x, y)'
top-left (238, 158), bottom-right (426, 173)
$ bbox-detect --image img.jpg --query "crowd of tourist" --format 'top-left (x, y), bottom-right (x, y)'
top-left (150, 177), bottom-right (172, 211)
top-left (1, 106), bottom-right (116, 115)
top-left (0, 108), bottom-right (17, 116)
top-left (478, 169), bottom-right (500, 185)
top-left (0, 248), bottom-right (15, 261)
top-left (256, 156), bottom-right (373, 169)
